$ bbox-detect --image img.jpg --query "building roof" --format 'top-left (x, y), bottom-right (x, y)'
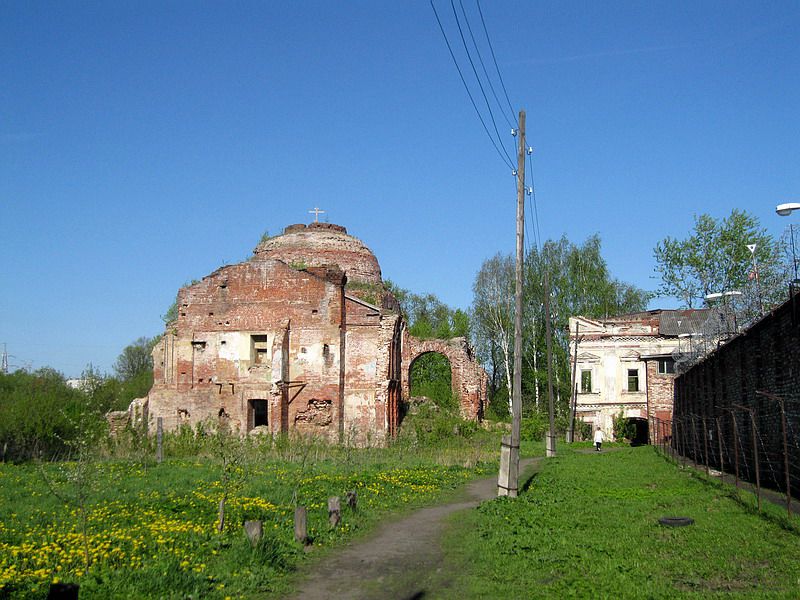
top-left (657, 310), bottom-right (710, 336)
top-left (252, 222), bottom-right (382, 285)
top-left (571, 309), bottom-right (710, 338)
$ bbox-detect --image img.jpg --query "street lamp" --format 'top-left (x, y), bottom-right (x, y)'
top-left (705, 291), bottom-right (742, 337)
top-left (776, 202), bottom-right (800, 285)
top-left (776, 203), bottom-right (800, 216)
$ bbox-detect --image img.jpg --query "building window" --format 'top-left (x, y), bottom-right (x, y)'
top-left (580, 370), bottom-right (592, 393)
top-left (251, 335), bottom-right (269, 365)
top-left (249, 399), bottom-right (268, 428)
top-left (627, 369), bottom-right (639, 392)
top-left (657, 358), bottom-right (675, 374)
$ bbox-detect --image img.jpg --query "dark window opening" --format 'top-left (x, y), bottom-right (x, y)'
top-left (657, 358), bottom-right (675, 375)
top-left (627, 369), bottom-right (639, 392)
top-left (251, 334), bottom-right (270, 365)
top-left (250, 399), bottom-right (268, 428)
top-left (580, 370), bottom-right (592, 393)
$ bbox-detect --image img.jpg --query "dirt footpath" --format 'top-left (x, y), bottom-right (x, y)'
top-left (288, 458), bottom-right (539, 600)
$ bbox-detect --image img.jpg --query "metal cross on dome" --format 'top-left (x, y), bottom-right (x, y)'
top-left (308, 207), bottom-right (325, 222)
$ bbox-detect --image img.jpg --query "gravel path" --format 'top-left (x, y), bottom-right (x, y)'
top-left (288, 458), bottom-right (539, 600)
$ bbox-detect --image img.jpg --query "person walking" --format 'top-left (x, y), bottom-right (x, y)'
top-left (594, 427), bottom-right (604, 452)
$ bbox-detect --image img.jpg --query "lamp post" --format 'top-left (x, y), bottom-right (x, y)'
top-left (745, 244), bottom-right (764, 317)
top-left (705, 291), bottom-right (742, 339)
top-left (776, 203), bottom-right (800, 286)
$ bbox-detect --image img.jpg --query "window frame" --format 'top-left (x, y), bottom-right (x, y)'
top-left (580, 369), bottom-right (592, 393)
top-left (657, 357), bottom-right (675, 375)
top-left (627, 368), bottom-right (639, 392)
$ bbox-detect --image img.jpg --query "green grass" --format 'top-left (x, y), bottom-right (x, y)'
top-left (0, 431), bottom-right (502, 600)
top-left (441, 446), bottom-right (800, 598)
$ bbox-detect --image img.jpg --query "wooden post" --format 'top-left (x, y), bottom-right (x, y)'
top-left (345, 490), bottom-right (358, 511)
top-left (511, 110), bottom-right (525, 478)
top-left (243, 520), bottom-right (263, 547)
top-left (734, 404), bottom-right (760, 511)
top-left (690, 415), bottom-right (699, 469)
top-left (156, 417), bottom-right (163, 464)
top-left (294, 506), bottom-right (308, 544)
top-left (731, 411), bottom-right (740, 489)
top-left (328, 496), bottom-right (341, 528)
top-left (702, 416), bottom-right (710, 477)
top-left (544, 268), bottom-right (556, 458)
top-left (755, 391), bottom-right (793, 518)
top-left (749, 411), bottom-right (761, 512)
top-left (780, 401), bottom-right (791, 517)
top-left (716, 417), bottom-right (724, 479)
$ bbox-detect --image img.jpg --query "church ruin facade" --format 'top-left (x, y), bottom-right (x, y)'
top-left (144, 222), bottom-right (488, 443)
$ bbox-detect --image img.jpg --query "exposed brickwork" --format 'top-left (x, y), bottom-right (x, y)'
top-left (253, 223), bottom-right (382, 285)
top-left (673, 292), bottom-right (800, 492)
top-left (402, 337), bottom-right (489, 420)
top-left (144, 222), bottom-right (486, 444)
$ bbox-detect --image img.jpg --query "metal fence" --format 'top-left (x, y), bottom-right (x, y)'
top-left (650, 398), bottom-right (800, 516)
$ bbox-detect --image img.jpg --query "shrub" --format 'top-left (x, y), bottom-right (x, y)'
top-left (612, 411), bottom-right (635, 442)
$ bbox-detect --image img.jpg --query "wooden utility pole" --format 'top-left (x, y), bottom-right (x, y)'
top-left (567, 322), bottom-right (580, 442)
top-left (498, 109), bottom-right (525, 497)
top-left (544, 269), bottom-right (556, 457)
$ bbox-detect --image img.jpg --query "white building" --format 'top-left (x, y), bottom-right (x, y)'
top-left (569, 310), bottom-right (708, 443)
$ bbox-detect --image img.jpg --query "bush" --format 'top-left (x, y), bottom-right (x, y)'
top-left (573, 419), bottom-right (592, 442)
top-left (0, 369), bottom-right (107, 462)
top-left (400, 403), bottom-right (479, 446)
top-left (612, 411), bottom-right (635, 442)
top-left (520, 414), bottom-right (548, 442)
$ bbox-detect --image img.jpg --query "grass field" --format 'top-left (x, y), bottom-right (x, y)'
top-left (0, 431), bottom-right (499, 599)
top-left (441, 445), bottom-right (800, 598)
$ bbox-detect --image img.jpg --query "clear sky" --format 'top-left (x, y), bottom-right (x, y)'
top-left (2, 1), bottom-right (799, 376)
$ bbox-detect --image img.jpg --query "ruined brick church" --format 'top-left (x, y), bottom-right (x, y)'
top-left (145, 222), bottom-right (488, 443)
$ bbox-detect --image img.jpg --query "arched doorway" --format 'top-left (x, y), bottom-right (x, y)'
top-left (408, 351), bottom-right (454, 409)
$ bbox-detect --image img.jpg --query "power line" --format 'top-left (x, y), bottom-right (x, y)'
top-left (429, 0), bottom-right (514, 170)
top-left (476, 0), bottom-right (517, 125)
top-left (527, 152), bottom-right (542, 252)
top-left (448, 0), bottom-right (515, 167)
top-left (456, 0), bottom-right (515, 130)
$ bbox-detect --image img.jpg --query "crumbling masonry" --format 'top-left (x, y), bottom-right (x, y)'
top-left (138, 222), bottom-right (488, 443)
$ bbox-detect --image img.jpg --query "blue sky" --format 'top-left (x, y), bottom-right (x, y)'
top-left (2, 1), bottom-right (799, 376)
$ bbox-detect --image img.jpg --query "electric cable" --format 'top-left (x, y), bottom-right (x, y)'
top-left (430, 0), bottom-right (515, 170)
top-left (476, 0), bottom-right (517, 126)
top-left (457, 0), bottom-right (515, 130)
top-left (448, 0), bottom-right (515, 167)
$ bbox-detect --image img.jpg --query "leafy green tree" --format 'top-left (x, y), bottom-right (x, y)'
top-left (471, 253), bottom-right (515, 413)
top-left (385, 282), bottom-right (471, 342)
top-left (472, 235), bottom-right (650, 420)
top-left (113, 337), bottom-right (156, 406)
top-left (409, 353), bottom-right (454, 408)
top-left (653, 209), bottom-right (781, 312)
top-left (0, 368), bottom-right (106, 461)
top-left (114, 337), bottom-right (155, 381)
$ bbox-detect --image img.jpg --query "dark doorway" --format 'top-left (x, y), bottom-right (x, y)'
top-left (628, 417), bottom-right (649, 446)
top-left (249, 399), bottom-right (268, 429)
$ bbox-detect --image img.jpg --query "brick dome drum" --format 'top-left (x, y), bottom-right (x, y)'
top-left (253, 222), bottom-right (382, 285)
